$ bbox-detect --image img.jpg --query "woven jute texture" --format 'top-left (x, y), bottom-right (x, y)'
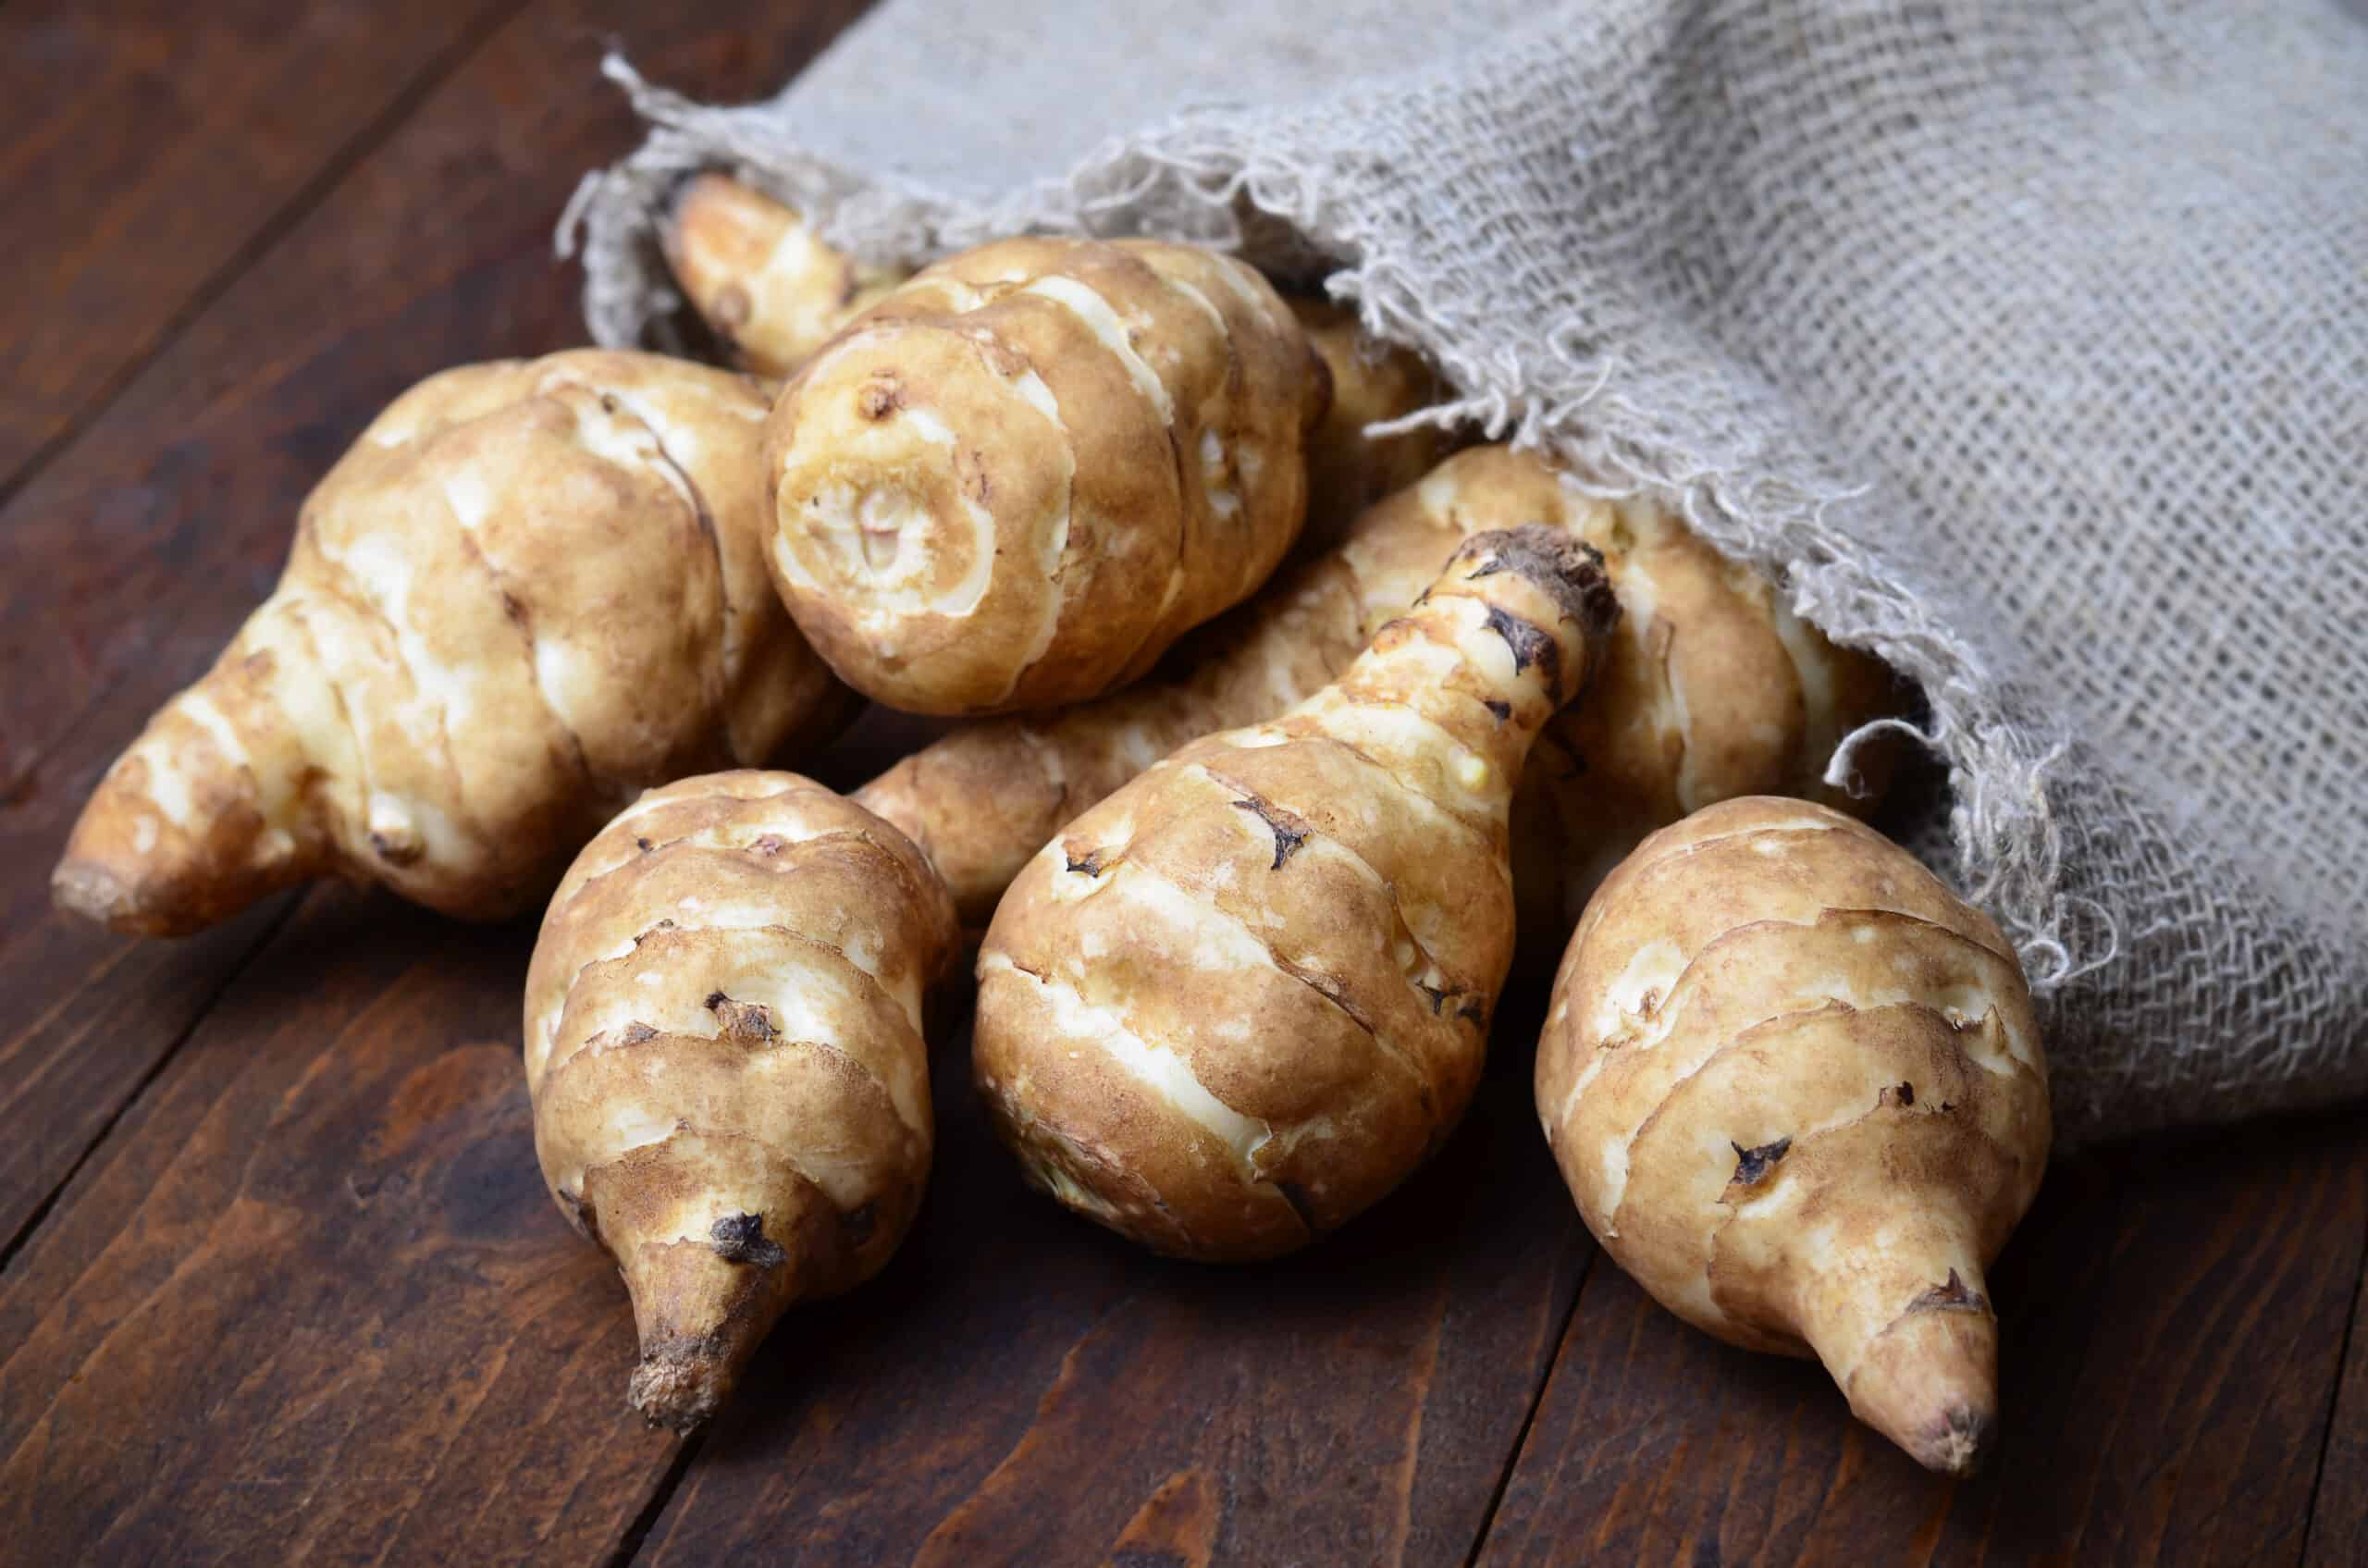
top-left (562, 0), bottom-right (2368, 1146)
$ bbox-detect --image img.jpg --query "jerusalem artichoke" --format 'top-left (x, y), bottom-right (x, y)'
top-left (524, 770), bottom-right (959, 1429)
top-left (662, 173), bottom-right (905, 377)
top-left (1534, 796), bottom-right (2049, 1475)
top-left (974, 526), bottom-right (1619, 1261)
top-left (763, 236), bottom-right (1330, 715)
top-left (857, 446), bottom-right (1895, 942)
top-left (54, 350), bottom-right (850, 937)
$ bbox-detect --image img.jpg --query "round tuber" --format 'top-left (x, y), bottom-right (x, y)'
top-left (1534, 796), bottom-right (2050, 1475)
top-left (762, 236), bottom-right (1329, 715)
top-left (524, 771), bottom-right (959, 1429)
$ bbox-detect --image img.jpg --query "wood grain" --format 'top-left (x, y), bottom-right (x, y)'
top-left (0, 0), bottom-right (869, 1262)
top-left (1474, 1112), bottom-right (2368, 1568)
top-left (0, 0), bottom-right (514, 490)
top-left (0, 893), bottom-right (687, 1562)
top-left (631, 987), bottom-right (1593, 1568)
top-left (2305, 1251), bottom-right (2368, 1567)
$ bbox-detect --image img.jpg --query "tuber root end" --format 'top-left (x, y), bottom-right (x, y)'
top-left (627, 1339), bottom-right (738, 1433)
top-left (1836, 1296), bottom-right (2002, 1477)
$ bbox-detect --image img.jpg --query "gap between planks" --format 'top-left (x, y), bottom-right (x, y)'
top-left (0, 0), bottom-right (535, 525)
top-left (0, 891), bottom-right (305, 1271)
top-left (2301, 1224), bottom-right (2368, 1564)
top-left (1460, 1248), bottom-right (1600, 1568)
top-left (0, 0), bottom-right (531, 1266)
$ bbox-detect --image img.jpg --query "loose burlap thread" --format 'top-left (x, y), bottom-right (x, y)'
top-left (562, 0), bottom-right (2368, 1147)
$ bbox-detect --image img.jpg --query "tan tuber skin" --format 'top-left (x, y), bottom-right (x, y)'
top-left (661, 173), bottom-right (905, 377)
top-left (54, 351), bottom-right (852, 938)
top-left (975, 525), bottom-right (1620, 1261)
top-left (762, 236), bottom-right (1330, 716)
top-left (857, 446), bottom-right (1897, 951)
top-left (661, 176), bottom-right (1440, 541)
top-left (524, 771), bottom-right (959, 1430)
top-left (1534, 796), bottom-right (2050, 1475)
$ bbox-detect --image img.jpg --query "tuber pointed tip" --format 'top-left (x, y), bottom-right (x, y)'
top-left (1910, 1403), bottom-right (1997, 1478)
top-left (614, 1219), bottom-right (805, 1431)
top-left (627, 1339), bottom-right (742, 1433)
top-left (1837, 1303), bottom-right (2003, 1477)
top-left (52, 855), bottom-right (136, 928)
top-left (51, 848), bottom-right (213, 938)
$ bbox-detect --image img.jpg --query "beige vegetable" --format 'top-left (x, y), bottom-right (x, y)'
top-left (1535, 796), bottom-right (2049, 1475)
top-left (663, 179), bottom-right (1431, 546)
top-left (524, 771), bottom-right (958, 1429)
top-left (974, 525), bottom-right (1619, 1261)
top-left (763, 236), bottom-right (1329, 715)
top-left (53, 351), bottom-right (850, 937)
top-left (857, 445), bottom-right (1895, 939)
top-left (662, 173), bottom-right (905, 377)
top-left (1286, 296), bottom-right (1453, 548)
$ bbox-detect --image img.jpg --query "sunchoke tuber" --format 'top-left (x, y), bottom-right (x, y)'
top-left (763, 236), bottom-right (1329, 715)
top-left (665, 181), bottom-right (1436, 541)
top-left (54, 350), bottom-right (850, 936)
top-left (857, 446), bottom-right (1895, 941)
top-left (974, 525), bottom-right (1619, 1261)
top-left (1534, 796), bottom-right (2049, 1475)
top-left (524, 770), bottom-right (959, 1429)
top-left (662, 173), bottom-right (905, 377)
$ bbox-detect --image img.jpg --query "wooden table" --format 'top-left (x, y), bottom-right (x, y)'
top-left (4, 4), bottom-right (2364, 1562)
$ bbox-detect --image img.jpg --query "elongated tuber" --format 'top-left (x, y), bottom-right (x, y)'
top-left (663, 173), bottom-right (905, 377)
top-left (857, 446), bottom-right (1894, 941)
top-left (1534, 796), bottom-right (2049, 1475)
top-left (54, 350), bottom-right (851, 936)
top-left (524, 771), bottom-right (958, 1429)
top-left (974, 526), bottom-right (1619, 1260)
top-left (763, 236), bottom-right (1329, 715)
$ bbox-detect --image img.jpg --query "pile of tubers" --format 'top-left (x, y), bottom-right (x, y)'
top-left (54, 175), bottom-right (2047, 1475)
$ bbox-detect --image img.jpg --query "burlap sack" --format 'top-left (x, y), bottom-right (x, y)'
top-left (561, 0), bottom-right (2368, 1147)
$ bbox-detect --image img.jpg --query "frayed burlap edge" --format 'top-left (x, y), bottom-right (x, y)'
top-left (557, 53), bottom-right (2121, 1084)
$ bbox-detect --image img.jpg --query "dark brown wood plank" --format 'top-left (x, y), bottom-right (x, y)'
top-left (2305, 1249), bottom-right (2368, 1567)
top-left (0, 0), bottom-right (867, 1258)
top-left (631, 987), bottom-right (1592, 1568)
top-left (1474, 1111), bottom-right (2368, 1568)
top-left (0, 892), bottom-right (688, 1562)
top-left (0, 0), bottom-right (513, 491)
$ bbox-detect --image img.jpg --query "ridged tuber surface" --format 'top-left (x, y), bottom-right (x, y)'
top-left (662, 180), bottom-right (1437, 541)
top-left (857, 445), bottom-right (1896, 940)
top-left (524, 771), bottom-right (958, 1430)
top-left (762, 236), bottom-right (1330, 715)
top-left (974, 525), bottom-right (1620, 1261)
top-left (1534, 796), bottom-right (2050, 1475)
top-left (55, 351), bottom-right (851, 937)
top-left (662, 173), bottom-right (905, 377)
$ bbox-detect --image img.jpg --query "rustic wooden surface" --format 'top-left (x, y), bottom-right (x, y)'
top-left (2, 5), bottom-right (2363, 1564)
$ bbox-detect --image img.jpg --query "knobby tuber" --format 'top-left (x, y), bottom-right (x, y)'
top-left (1534, 796), bottom-right (2049, 1475)
top-left (763, 236), bottom-right (1330, 715)
top-left (55, 351), bottom-right (851, 937)
top-left (662, 173), bottom-right (905, 377)
top-left (524, 771), bottom-right (959, 1429)
top-left (857, 446), bottom-right (1895, 946)
top-left (974, 525), bottom-right (1619, 1260)
top-left (666, 179), bottom-right (1435, 550)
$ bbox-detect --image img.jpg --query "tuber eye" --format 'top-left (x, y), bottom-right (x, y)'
top-left (1728, 1136), bottom-right (1793, 1187)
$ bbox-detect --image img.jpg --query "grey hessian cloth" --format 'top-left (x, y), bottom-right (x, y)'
top-left (561, 0), bottom-right (2368, 1148)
